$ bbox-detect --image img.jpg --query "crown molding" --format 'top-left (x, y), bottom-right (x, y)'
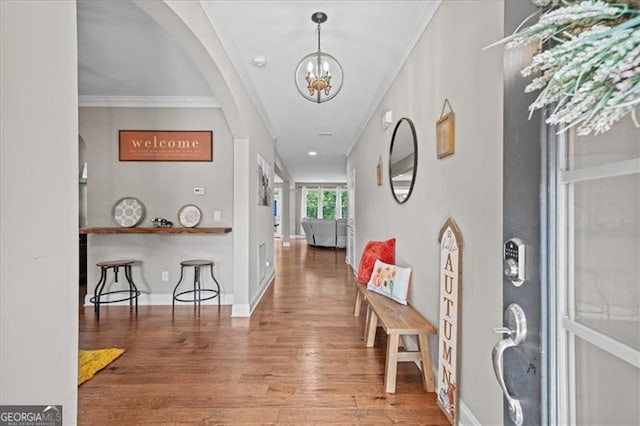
top-left (345, 1), bottom-right (442, 157)
top-left (78, 95), bottom-right (220, 108)
top-left (202, 8), bottom-right (277, 140)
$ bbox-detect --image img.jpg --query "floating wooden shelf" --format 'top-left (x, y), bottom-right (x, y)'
top-left (80, 227), bottom-right (232, 235)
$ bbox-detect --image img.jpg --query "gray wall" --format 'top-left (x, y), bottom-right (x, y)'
top-left (1, 1), bottom-right (79, 422)
top-left (80, 107), bottom-right (234, 299)
top-left (123, 2), bottom-right (277, 316)
top-left (249, 129), bottom-right (276, 308)
top-left (347, 1), bottom-right (504, 423)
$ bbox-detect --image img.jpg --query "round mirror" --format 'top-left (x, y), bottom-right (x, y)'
top-left (389, 118), bottom-right (418, 203)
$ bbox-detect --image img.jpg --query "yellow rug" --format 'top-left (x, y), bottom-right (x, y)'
top-left (78, 348), bottom-right (124, 385)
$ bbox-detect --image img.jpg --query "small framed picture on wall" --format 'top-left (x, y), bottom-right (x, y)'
top-left (257, 154), bottom-right (271, 206)
top-left (436, 112), bottom-right (455, 159)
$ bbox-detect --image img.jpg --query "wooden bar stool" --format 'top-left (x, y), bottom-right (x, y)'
top-left (90, 260), bottom-right (140, 321)
top-left (172, 259), bottom-right (221, 308)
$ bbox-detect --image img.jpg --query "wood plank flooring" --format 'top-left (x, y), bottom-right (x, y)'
top-left (78, 239), bottom-right (448, 425)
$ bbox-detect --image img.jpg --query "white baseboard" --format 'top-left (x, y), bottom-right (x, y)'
top-left (250, 270), bottom-right (275, 313)
top-left (231, 270), bottom-right (276, 317)
top-left (84, 292), bottom-right (233, 306)
top-left (231, 303), bottom-right (250, 317)
top-left (458, 400), bottom-right (482, 426)
top-left (428, 361), bottom-right (481, 426)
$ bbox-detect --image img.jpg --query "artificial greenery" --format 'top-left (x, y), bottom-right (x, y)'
top-left (502, 0), bottom-right (640, 135)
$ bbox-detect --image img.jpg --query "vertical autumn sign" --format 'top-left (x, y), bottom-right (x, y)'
top-left (436, 218), bottom-right (463, 425)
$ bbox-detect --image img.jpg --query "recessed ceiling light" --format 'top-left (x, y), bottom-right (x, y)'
top-left (252, 55), bottom-right (267, 68)
top-left (308, 151), bottom-right (317, 156)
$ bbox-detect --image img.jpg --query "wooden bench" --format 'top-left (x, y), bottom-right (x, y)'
top-left (354, 280), bottom-right (436, 394)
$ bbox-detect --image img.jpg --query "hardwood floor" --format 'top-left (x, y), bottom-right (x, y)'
top-left (78, 240), bottom-right (448, 425)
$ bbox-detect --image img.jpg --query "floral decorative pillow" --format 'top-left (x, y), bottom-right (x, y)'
top-left (356, 238), bottom-right (396, 284)
top-left (366, 259), bottom-right (411, 305)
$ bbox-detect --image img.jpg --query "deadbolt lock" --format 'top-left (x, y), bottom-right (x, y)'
top-left (504, 238), bottom-right (525, 286)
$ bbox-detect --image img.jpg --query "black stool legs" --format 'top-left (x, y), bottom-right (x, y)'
top-left (172, 260), bottom-right (221, 309)
top-left (90, 260), bottom-right (140, 321)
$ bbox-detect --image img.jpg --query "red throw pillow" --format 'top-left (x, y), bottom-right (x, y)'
top-left (357, 238), bottom-right (396, 284)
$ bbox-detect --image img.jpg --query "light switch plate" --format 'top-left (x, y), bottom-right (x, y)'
top-left (214, 210), bottom-right (221, 221)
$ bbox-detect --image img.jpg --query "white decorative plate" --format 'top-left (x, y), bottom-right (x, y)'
top-left (112, 197), bottom-right (145, 227)
top-left (178, 204), bottom-right (202, 228)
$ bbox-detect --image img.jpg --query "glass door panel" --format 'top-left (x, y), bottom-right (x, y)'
top-left (568, 116), bottom-right (640, 170)
top-left (573, 173), bottom-right (640, 350)
top-left (574, 337), bottom-right (639, 425)
top-left (557, 115), bottom-right (640, 425)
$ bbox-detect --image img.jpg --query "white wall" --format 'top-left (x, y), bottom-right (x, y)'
top-left (347, 1), bottom-right (504, 424)
top-left (274, 152), bottom-right (295, 244)
top-left (80, 107), bottom-right (234, 300)
top-left (0, 1), bottom-right (79, 423)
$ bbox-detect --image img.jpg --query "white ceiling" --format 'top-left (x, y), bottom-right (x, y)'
top-left (77, 0), bottom-right (438, 183)
top-left (77, 0), bottom-right (213, 97)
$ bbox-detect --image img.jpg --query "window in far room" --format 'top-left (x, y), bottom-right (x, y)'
top-left (340, 189), bottom-right (348, 219)
top-left (301, 186), bottom-right (348, 232)
top-left (304, 188), bottom-right (319, 219)
top-left (302, 187), bottom-right (347, 220)
top-left (322, 189), bottom-right (336, 219)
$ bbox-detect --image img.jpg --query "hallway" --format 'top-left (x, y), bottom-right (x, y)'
top-left (78, 240), bottom-right (448, 424)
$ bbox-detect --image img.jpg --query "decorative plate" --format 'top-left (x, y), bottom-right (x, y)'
top-left (178, 204), bottom-right (202, 228)
top-left (112, 197), bottom-right (145, 227)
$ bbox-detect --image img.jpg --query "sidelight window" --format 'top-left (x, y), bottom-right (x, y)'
top-left (553, 116), bottom-right (639, 425)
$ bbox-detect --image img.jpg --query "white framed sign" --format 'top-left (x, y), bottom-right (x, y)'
top-left (436, 217), bottom-right (463, 424)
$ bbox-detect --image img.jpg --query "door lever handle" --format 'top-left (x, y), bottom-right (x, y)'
top-left (491, 303), bottom-right (527, 426)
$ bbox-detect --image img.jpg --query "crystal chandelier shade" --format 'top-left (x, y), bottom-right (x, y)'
top-left (294, 12), bottom-right (343, 104)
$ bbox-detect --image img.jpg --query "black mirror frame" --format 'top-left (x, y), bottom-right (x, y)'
top-left (388, 117), bottom-right (418, 204)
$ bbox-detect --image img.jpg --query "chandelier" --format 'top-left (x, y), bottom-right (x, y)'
top-left (294, 12), bottom-right (344, 104)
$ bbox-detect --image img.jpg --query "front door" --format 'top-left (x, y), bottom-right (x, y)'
top-left (500, 2), bottom-right (640, 425)
top-left (497, 2), bottom-right (544, 425)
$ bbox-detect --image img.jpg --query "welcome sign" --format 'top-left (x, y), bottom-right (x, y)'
top-left (119, 130), bottom-right (212, 161)
top-left (436, 217), bottom-right (463, 425)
